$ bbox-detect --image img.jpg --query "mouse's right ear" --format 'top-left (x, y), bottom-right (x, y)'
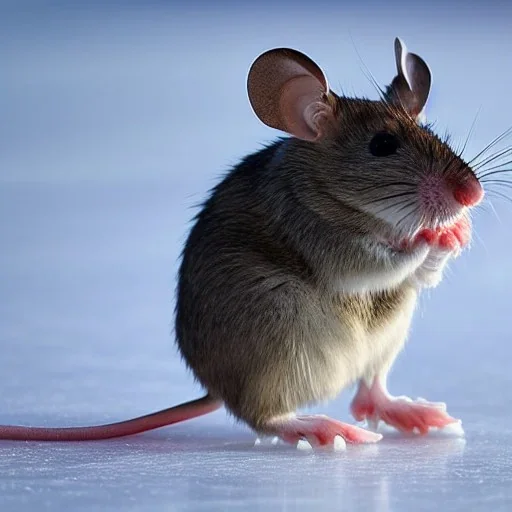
top-left (247, 48), bottom-right (335, 141)
top-left (386, 38), bottom-right (432, 122)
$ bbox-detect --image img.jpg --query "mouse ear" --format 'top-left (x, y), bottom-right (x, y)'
top-left (386, 38), bottom-right (432, 121)
top-left (247, 48), bottom-right (335, 141)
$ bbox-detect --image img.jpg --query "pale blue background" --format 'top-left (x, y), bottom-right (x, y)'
top-left (1, 1), bottom-right (511, 510)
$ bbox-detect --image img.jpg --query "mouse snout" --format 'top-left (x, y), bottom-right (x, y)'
top-left (449, 173), bottom-right (484, 208)
top-left (418, 170), bottom-right (483, 222)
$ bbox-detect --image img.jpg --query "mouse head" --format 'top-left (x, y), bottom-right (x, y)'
top-left (247, 38), bottom-right (484, 241)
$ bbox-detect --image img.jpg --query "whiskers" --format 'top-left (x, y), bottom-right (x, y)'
top-left (359, 183), bottom-right (471, 249)
top-left (470, 125), bottom-right (512, 211)
top-left (357, 185), bottom-right (421, 240)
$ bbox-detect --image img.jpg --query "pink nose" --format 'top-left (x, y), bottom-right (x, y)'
top-left (453, 175), bottom-right (484, 207)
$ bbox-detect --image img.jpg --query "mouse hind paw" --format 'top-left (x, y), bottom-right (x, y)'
top-left (351, 380), bottom-right (460, 435)
top-left (264, 414), bottom-right (382, 448)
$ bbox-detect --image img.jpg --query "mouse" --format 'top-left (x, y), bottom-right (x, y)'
top-left (0, 37), bottom-right (484, 446)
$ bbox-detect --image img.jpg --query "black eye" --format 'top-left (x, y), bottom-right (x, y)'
top-left (369, 132), bottom-right (399, 157)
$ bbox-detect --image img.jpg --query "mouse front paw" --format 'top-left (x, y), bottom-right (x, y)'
top-left (408, 217), bottom-right (471, 288)
top-left (414, 216), bottom-right (471, 254)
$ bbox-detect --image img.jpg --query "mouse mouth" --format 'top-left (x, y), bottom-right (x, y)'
top-left (381, 204), bottom-right (468, 251)
top-left (378, 201), bottom-right (464, 244)
top-left (418, 207), bottom-right (465, 232)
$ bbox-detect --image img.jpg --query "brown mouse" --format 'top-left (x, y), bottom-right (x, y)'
top-left (0, 38), bottom-right (484, 447)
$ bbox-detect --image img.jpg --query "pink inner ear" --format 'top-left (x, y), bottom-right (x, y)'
top-left (279, 75), bottom-right (327, 141)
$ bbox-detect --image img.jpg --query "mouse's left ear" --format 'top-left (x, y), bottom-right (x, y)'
top-left (386, 38), bottom-right (432, 122)
top-left (247, 48), bottom-right (336, 141)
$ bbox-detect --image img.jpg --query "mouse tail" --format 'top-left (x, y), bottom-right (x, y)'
top-left (0, 394), bottom-right (222, 441)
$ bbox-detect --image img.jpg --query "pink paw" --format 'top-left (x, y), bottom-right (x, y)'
top-left (398, 229), bottom-right (435, 250)
top-left (413, 217), bottom-right (471, 253)
top-left (415, 228), bottom-right (438, 246)
top-left (267, 414), bottom-right (382, 448)
top-left (351, 381), bottom-right (459, 436)
top-left (370, 397), bottom-right (458, 435)
top-left (438, 217), bottom-right (471, 250)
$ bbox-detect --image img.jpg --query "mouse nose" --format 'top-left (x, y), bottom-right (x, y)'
top-left (451, 174), bottom-right (484, 207)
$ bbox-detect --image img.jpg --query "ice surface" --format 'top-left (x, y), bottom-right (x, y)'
top-left (1, 1), bottom-right (512, 511)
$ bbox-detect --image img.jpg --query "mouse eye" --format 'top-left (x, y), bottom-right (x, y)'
top-left (369, 132), bottom-right (399, 157)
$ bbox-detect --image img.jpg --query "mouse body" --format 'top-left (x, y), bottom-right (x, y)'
top-left (0, 38), bottom-right (483, 446)
top-left (175, 39), bottom-right (481, 445)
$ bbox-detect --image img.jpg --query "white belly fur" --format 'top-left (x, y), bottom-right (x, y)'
top-left (306, 287), bottom-right (418, 402)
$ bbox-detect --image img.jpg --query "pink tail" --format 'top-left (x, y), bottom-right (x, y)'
top-left (0, 395), bottom-right (221, 441)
